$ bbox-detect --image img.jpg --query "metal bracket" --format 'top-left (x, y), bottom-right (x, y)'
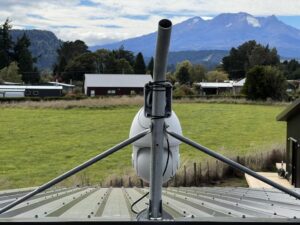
top-left (144, 81), bottom-right (172, 119)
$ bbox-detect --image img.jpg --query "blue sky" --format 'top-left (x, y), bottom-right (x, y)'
top-left (277, 16), bottom-right (300, 29)
top-left (0, 0), bottom-right (299, 46)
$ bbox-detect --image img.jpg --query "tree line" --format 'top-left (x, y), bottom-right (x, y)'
top-left (171, 40), bottom-right (300, 101)
top-left (0, 19), bottom-right (38, 84)
top-left (1, 19), bottom-right (299, 101)
top-left (53, 42), bottom-right (151, 82)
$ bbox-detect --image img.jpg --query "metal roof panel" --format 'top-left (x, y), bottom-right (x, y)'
top-left (84, 74), bottom-right (152, 88)
top-left (1, 187), bottom-right (300, 221)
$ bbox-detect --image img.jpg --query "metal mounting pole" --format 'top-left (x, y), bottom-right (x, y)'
top-left (0, 129), bottom-right (150, 215)
top-left (166, 130), bottom-right (300, 200)
top-left (149, 19), bottom-right (172, 220)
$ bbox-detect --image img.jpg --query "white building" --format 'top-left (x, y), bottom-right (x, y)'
top-left (195, 78), bottom-right (246, 95)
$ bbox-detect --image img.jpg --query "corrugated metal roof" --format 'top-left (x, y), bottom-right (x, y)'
top-left (233, 78), bottom-right (246, 87)
top-left (84, 74), bottom-right (152, 93)
top-left (196, 82), bottom-right (233, 88)
top-left (195, 79), bottom-right (246, 89)
top-left (0, 85), bottom-right (63, 90)
top-left (48, 82), bottom-right (75, 87)
top-left (0, 89), bottom-right (25, 92)
top-left (1, 187), bottom-right (300, 222)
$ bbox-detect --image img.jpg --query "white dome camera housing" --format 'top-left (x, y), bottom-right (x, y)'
top-left (129, 108), bottom-right (182, 183)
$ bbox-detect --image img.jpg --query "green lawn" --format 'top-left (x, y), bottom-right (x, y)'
top-left (0, 103), bottom-right (286, 189)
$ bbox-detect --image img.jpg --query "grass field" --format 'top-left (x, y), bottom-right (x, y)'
top-left (0, 102), bottom-right (286, 189)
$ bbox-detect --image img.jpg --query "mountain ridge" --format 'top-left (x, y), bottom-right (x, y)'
top-left (10, 29), bottom-right (62, 71)
top-left (93, 12), bottom-right (300, 58)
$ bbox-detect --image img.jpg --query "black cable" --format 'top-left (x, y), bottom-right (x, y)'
top-left (131, 192), bottom-right (149, 214)
top-left (163, 135), bottom-right (171, 176)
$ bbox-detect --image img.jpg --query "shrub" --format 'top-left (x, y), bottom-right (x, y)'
top-left (243, 66), bottom-right (287, 101)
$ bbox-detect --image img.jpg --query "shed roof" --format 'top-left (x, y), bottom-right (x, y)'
top-left (196, 82), bottom-right (233, 88)
top-left (48, 82), bottom-right (75, 87)
top-left (1, 187), bottom-right (300, 222)
top-left (0, 85), bottom-right (63, 90)
top-left (233, 78), bottom-right (246, 87)
top-left (84, 74), bottom-right (152, 88)
top-left (277, 98), bottom-right (300, 121)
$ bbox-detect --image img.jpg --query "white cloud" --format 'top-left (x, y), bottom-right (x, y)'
top-left (0, 0), bottom-right (299, 46)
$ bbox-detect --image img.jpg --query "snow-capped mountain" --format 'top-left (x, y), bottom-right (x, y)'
top-left (93, 12), bottom-right (300, 58)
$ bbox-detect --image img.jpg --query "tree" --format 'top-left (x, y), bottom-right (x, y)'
top-left (63, 52), bottom-right (97, 81)
top-left (206, 70), bottom-right (229, 82)
top-left (14, 33), bottom-right (39, 83)
top-left (55, 40), bottom-right (89, 75)
top-left (243, 66), bottom-right (287, 100)
top-left (94, 48), bottom-right (134, 74)
top-left (190, 64), bottom-right (206, 82)
top-left (222, 40), bottom-right (280, 79)
top-left (147, 57), bottom-right (154, 76)
top-left (94, 49), bottom-right (110, 73)
top-left (166, 72), bottom-right (176, 84)
top-left (116, 58), bottom-right (133, 74)
top-left (281, 59), bottom-right (300, 79)
top-left (173, 84), bottom-right (196, 97)
top-left (0, 61), bottom-right (22, 83)
top-left (175, 60), bottom-right (193, 84)
top-left (0, 19), bottom-right (13, 69)
top-left (291, 68), bottom-right (300, 80)
top-left (248, 45), bottom-right (279, 68)
top-left (112, 45), bottom-right (135, 66)
top-left (134, 52), bottom-right (146, 74)
top-left (176, 66), bottom-right (190, 84)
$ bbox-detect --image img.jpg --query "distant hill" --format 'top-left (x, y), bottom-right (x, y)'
top-left (95, 12), bottom-right (300, 58)
top-left (168, 50), bottom-right (228, 69)
top-left (10, 30), bottom-right (61, 71)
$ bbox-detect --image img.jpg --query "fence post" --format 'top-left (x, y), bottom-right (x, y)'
top-left (194, 162), bottom-right (197, 186)
top-left (207, 161), bottom-right (210, 182)
top-left (184, 165), bottom-right (187, 187)
top-left (216, 160), bottom-right (219, 180)
top-left (140, 179), bottom-right (144, 188)
top-left (199, 163), bottom-right (202, 184)
top-left (128, 177), bottom-right (132, 188)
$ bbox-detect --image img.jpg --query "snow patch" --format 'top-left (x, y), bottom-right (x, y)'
top-left (203, 54), bottom-right (213, 62)
top-left (246, 16), bottom-right (261, 27)
top-left (192, 18), bottom-right (200, 24)
top-left (225, 23), bottom-right (232, 28)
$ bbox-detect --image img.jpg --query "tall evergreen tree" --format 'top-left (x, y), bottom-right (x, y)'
top-left (134, 52), bottom-right (146, 74)
top-left (147, 57), bottom-right (154, 76)
top-left (14, 33), bottom-right (39, 83)
top-left (54, 40), bottom-right (89, 76)
top-left (0, 19), bottom-right (13, 69)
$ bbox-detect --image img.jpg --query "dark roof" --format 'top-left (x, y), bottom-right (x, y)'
top-left (277, 98), bottom-right (300, 121)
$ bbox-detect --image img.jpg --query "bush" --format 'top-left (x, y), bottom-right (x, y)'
top-left (243, 66), bottom-right (287, 101)
top-left (173, 85), bottom-right (196, 97)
